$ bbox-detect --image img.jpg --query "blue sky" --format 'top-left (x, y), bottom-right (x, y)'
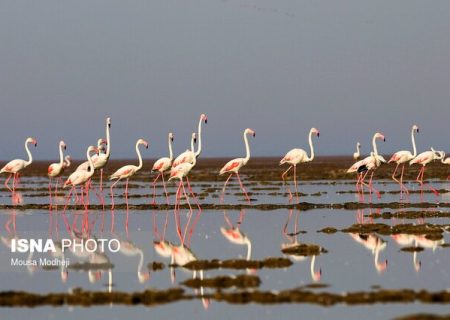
top-left (0, 0), bottom-right (449, 160)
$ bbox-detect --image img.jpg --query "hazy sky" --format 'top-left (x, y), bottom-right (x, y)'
top-left (0, 0), bottom-right (449, 160)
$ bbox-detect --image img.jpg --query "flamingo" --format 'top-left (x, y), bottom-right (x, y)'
top-left (109, 139), bottom-right (148, 210)
top-left (347, 132), bottom-right (386, 200)
top-left (172, 113), bottom-right (207, 168)
top-left (151, 132), bottom-right (174, 205)
top-left (388, 125), bottom-right (419, 199)
top-left (168, 149), bottom-right (198, 242)
top-left (93, 117), bottom-right (111, 191)
top-left (1, 137), bottom-right (37, 195)
top-left (76, 138), bottom-right (107, 172)
top-left (48, 140), bottom-right (67, 206)
top-left (63, 146), bottom-right (98, 211)
top-left (280, 127), bottom-right (319, 202)
top-left (409, 147), bottom-right (444, 200)
top-left (353, 142), bottom-right (361, 160)
top-left (219, 128), bottom-right (256, 204)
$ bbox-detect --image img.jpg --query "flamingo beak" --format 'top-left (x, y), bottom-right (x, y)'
top-left (383, 138), bottom-right (386, 142)
top-left (253, 132), bottom-right (256, 137)
top-left (317, 132), bottom-right (320, 137)
top-left (194, 138), bottom-right (197, 144)
top-left (417, 128), bottom-right (419, 133)
top-left (64, 145), bottom-right (66, 150)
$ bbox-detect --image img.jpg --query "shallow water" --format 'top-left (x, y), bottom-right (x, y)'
top-left (1, 168), bottom-right (450, 319)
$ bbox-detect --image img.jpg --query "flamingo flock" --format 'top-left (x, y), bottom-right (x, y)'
top-left (1, 118), bottom-right (449, 212)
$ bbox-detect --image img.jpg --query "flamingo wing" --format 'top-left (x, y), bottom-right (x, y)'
top-left (1, 159), bottom-right (26, 173)
top-left (110, 165), bottom-right (136, 180)
top-left (220, 158), bottom-right (243, 174)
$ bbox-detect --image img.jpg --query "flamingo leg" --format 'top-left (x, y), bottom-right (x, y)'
top-left (152, 172), bottom-right (161, 205)
top-left (125, 178), bottom-right (129, 229)
top-left (186, 177), bottom-right (201, 211)
top-left (235, 172), bottom-right (250, 204)
top-left (4, 174), bottom-right (13, 192)
top-left (161, 172), bottom-right (170, 205)
top-left (399, 164), bottom-right (409, 200)
top-left (293, 165), bottom-right (299, 203)
top-left (110, 178), bottom-right (121, 210)
top-left (63, 186), bottom-right (74, 212)
top-left (281, 165), bottom-right (293, 202)
top-left (368, 171), bottom-right (381, 200)
top-left (420, 167), bottom-right (439, 200)
top-left (391, 163), bottom-right (401, 195)
top-left (220, 173), bottom-right (233, 204)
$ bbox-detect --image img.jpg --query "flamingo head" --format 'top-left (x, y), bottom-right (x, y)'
top-left (412, 124), bottom-right (419, 133)
top-left (138, 139), bottom-right (149, 149)
top-left (245, 128), bottom-right (256, 137)
top-left (97, 138), bottom-right (107, 147)
top-left (106, 117), bottom-right (111, 128)
top-left (311, 127), bottom-right (320, 137)
top-left (202, 298), bottom-right (210, 310)
top-left (375, 132), bottom-right (386, 142)
top-left (169, 132), bottom-right (174, 142)
top-left (192, 132), bottom-right (197, 144)
top-left (200, 113), bottom-right (208, 124)
top-left (26, 137), bottom-right (37, 147)
top-left (59, 140), bottom-right (66, 150)
top-left (376, 259), bottom-right (388, 273)
top-left (357, 142), bottom-right (361, 147)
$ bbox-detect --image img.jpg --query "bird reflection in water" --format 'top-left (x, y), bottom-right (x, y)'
top-left (281, 209), bottom-right (321, 282)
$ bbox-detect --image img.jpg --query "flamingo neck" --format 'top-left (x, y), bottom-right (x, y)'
top-left (58, 144), bottom-right (64, 167)
top-left (356, 143), bottom-right (360, 155)
top-left (372, 134), bottom-right (379, 157)
top-left (25, 141), bottom-right (33, 167)
top-left (310, 255), bottom-right (316, 277)
top-left (243, 132), bottom-right (251, 164)
top-left (190, 135), bottom-right (195, 152)
top-left (136, 141), bottom-right (143, 170)
top-left (168, 135), bottom-right (173, 160)
top-left (105, 121), bottom-right (111, 158)
top-left (307, 130), bottom-right (315, 161)
top-left (195, 118), bottom-right (203, 157)
top-left (87, 148), bottom-right (95, 177)
top-left (411, 127), bottom-right (417, 157)
top-left (64, 156), bottom-right (71, 167)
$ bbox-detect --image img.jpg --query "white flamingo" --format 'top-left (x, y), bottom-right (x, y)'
top-left (151, 132), bottom-right (174, 205)
top-left (219, 128), bottom-right (256, 204)
top-left (1, 137), bottom-right (37, 194)
top-left (353, 142), bottom-right (361, 160)
top-left (109, 139), bottom-right (148, 210)
top-left (172, 114), bottom-right (207, 167)
top-left (388, 125), bottom-right (419, 198)
top-left (280, 127), bottom-right (320, 202)
top-left (63, 146), bottom-right (98, 210)
top-left (48, 140), bottom-right (68, 205)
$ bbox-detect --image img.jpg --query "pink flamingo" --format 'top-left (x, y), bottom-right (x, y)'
top-left (409, 148), bottom-right (444, 200)
top-left (280, 128), bottom-right (320, 202)
top-left (219, 128), bottom-right (256, 204)
top-left (1, 137), bottom-right (37, 195)
top-left (353, 142), bottom-right (361, 160)
top-left (109, 139), bottom-right (148, 210)
top-left (48, 140), bottom-right (68, 206)
top-left (388, 125), bottom-right (419, 199)
top-left (172, 113), bottom-right (207, 168)
top-left (63, 146), bottom-right (98, 211)
top-left (168, 151), bottom-right (198, 242)
top-left (151, 132), bottom-right (174, 205)
top-left (347, 133), bottom-right (386, 200)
